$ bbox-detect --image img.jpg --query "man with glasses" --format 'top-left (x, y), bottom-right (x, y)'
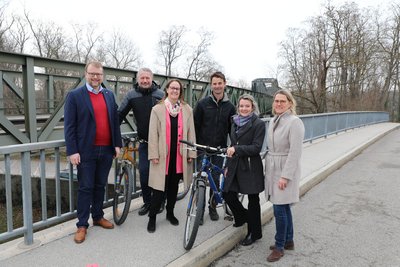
top-left (64, 61), bottom-right (122, 243)
top-left (118, 68), bottom-right (164, 216)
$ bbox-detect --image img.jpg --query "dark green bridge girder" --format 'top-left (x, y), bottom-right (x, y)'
top-left (0, 51), bottom-right (273, 145)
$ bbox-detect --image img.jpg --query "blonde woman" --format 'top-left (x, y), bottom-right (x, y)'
top-left (265, 89), bottom-right (305, 262)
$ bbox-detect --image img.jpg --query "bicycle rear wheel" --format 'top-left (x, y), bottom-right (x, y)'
top-left (183, 183), bottom-right (205, 250)
top-left (176, 174), bottom-right (194, 201)
top-left (113, 165), bottom-right (133, 225)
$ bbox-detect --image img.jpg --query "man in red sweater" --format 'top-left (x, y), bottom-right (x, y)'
top-left (64, 61), bottom-right (122, 243)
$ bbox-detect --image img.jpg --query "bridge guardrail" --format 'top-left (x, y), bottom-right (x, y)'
top-left (0, 111), bottom-right (389, 246)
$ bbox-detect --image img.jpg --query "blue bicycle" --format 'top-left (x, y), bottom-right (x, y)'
top-left (180, 140), bottom-right (242, 250)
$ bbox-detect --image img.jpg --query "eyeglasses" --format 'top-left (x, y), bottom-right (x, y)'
top-left (168, 87), bottom-right (180, 91)
top-left (87, 72), bottom-right (103, 77)
top-left (274, 100), bottom-right (288, 104)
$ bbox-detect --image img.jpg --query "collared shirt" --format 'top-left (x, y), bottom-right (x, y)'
top-left (86, 83), bottom-right (104, 94)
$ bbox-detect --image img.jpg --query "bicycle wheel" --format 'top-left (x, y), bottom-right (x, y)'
top-left (183, 183), bottom-right (205, 250)
top-left (176, 175), bottom-right (193, 201)
top-left (113, 165), bottom-right (133, 225)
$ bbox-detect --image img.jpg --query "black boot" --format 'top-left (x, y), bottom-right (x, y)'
top-left (166, 211), bottom-right (179, 226)
top-left (147, 216), bottom-right (156, 233)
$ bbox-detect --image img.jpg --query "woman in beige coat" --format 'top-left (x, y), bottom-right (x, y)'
top-left (265, 89), bottom-right (305, 262)
top-left (147, 79), bottom-right (196, 233)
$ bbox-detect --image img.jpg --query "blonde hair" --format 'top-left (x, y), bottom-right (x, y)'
top-left (273, 89), bottom-right (297, 115)
top-left (237, 94), bottom-right (260, 115)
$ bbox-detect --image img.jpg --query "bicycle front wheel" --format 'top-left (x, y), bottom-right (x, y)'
top-left (113, 165), bottom-right (133, 225)
top-left (183, 183), bottom-right (205, 250)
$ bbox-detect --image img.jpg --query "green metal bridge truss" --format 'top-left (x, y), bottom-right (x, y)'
top-left (0, 51), bottom-right (272, 145)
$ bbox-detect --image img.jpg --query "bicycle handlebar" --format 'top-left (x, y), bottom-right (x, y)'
top-left (179, 140), bottom-right (227, 154)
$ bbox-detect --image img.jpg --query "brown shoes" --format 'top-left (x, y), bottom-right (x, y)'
top-left (269, 240), bottom-right (295, 250)
top-left (267, 248), bottom-right (284, 262)
top-left (93, 218), bottom-right (114, 229)
top-left (74, 227), bottom-right (87, 244)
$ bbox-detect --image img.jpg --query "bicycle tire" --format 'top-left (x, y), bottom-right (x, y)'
top-left (113, 165), bottom-right (133, 225)
top-left (176, 174), bottom-right (194, 201)
top-left (183, 183), bottom-right (205, 250)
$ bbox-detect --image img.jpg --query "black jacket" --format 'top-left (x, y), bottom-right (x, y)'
top-left (118, 81), bottom-right (164, 141)
top-left (193, 93), bottom-right (236, 148)
top-left (224, 114), bottom-right (266, 194)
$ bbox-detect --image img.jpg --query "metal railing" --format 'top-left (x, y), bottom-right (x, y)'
top-left (0, 111), bottom-right (389, 245)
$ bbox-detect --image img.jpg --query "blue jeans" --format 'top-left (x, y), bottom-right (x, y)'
top-left (273, 204), bottom-right (294, 250)
top-left (139, 143), bottom-right (151, 204)
top-left (76, 145), bottom-right (114, 228)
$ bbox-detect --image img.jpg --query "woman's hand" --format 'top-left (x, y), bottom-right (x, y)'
top-left (278, 177), bottom-right (288, 190)
top-left (151, 158), bottom-right (159, 164)
top-left (226, 146), bottom-right (235, 157)
top-left (187, 158), bottom-right (193, 163)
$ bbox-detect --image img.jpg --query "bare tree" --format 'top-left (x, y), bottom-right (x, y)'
top-left (158, 25), bottom-right (187, 76)
top-left (104, 29), bottom-right (142, 70)
top-left (185, 29), bottom-right (220, 81)
top-left (8, 14), bottom-right (30, 53)
top-left (0, 1), bottom-right (14, 51)
top-left (71, 22), bottom-right (103, 63)
top-left (24, 10), bottom-right (72, 60)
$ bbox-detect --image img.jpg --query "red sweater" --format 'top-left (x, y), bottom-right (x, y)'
top-left (89, 91), bottom-right (111, 146)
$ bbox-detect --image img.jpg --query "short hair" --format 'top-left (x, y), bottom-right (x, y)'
top-left (273, 89), bottom-right (297, 115)
top-left (237, 94), bottom-right (260, 116)
top-left (85, 61), bottom-right (103, 72)
top-left (210, 71), bottom-right (226, 83)
top-left (137, 67), bottom-right (153, 79)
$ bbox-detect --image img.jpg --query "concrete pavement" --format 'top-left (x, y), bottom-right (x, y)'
top-left (213, 124), bottom-right (400, 266)
top-left (0, 122), bottom-right (399, 267)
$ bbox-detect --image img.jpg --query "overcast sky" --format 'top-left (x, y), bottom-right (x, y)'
top-left (8, 0), bottom-right (385, 85)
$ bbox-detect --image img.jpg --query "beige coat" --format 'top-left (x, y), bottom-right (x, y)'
top-left (264, 111), bottom-right (304, 204)
top-left (148, 102), bottom-right (196, 191)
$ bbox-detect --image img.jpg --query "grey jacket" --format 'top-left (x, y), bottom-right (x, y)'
top-left (264, 111), bottom-right (304, 204)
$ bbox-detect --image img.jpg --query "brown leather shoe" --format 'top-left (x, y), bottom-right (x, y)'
top-left (269, 240), bottom-right (294, 250)
top-left (74, 227), bottom-right (87, 244)
top-left (267, 248), bottom-right (284, 262)
top-left (93, 218), bottom-right (114, 229)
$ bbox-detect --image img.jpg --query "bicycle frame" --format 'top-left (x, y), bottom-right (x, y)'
top-left (198, 155), bottom-right (226, 204)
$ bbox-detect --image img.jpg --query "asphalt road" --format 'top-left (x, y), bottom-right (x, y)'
top-left (212, 128), bottom-right (400, 267)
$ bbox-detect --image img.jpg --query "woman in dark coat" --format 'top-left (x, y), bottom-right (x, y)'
top-left (224, 94), bottom-right (266, 246)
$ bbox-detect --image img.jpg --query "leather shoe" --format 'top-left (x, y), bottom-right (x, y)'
top-left (74, 227), bottom-right (87, 244)
top-left (233, 220), bottom-right (246, 227)
top-left (147, 216), bottom-right (156, 233)
top-left (139, 203), bottom-right (151, 216)
top-left (209, 206), bottom-right (219, 221)
top-left (267, 248), bottom-right (284, 262)
top-left (240, 233), bottom-right (262, 246)
top-left (166, 213), bottom-right (179, 226)
top-left (269, 240), bottom-right (294, 250)
top-left (93, 218), bottom-right (114, 229)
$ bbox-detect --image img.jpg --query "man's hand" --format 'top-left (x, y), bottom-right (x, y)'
top-left (69, 153), bottom-right (80, 166)
top-left (114, 147), bottom-right (121, 158)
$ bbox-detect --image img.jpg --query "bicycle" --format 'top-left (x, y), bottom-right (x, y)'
top-left (112, 136), bottom-right (139, 225)
top-left (179, 139), bottom-right (242, 250)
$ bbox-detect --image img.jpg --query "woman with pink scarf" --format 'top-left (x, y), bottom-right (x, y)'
top-left (147, 79), bottom-right (196, 233)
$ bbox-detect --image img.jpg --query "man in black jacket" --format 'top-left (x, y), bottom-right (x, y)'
top-left (118, 68), bottom-right (164, 216)
top-left (193, 71), bottom-right (236, 223)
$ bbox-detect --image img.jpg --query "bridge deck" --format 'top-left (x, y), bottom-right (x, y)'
top-left (0, 122), bottom-right (399, 266)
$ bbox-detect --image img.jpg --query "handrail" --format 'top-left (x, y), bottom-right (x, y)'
top-left (0, 111), bottom-right (389, 245)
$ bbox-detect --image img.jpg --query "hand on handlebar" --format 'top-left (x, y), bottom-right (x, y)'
top-left (226, 147), bottom-right (235, 157)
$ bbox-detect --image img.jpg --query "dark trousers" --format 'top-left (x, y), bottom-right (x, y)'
top-left (76, 145), bottom-right (114, 228)
top-left (149, 172), bottom-right (182, 217)
top-left (139, 143), bottom-right (151, 204)
top-left (224, 192), bottom-right (262, 239)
